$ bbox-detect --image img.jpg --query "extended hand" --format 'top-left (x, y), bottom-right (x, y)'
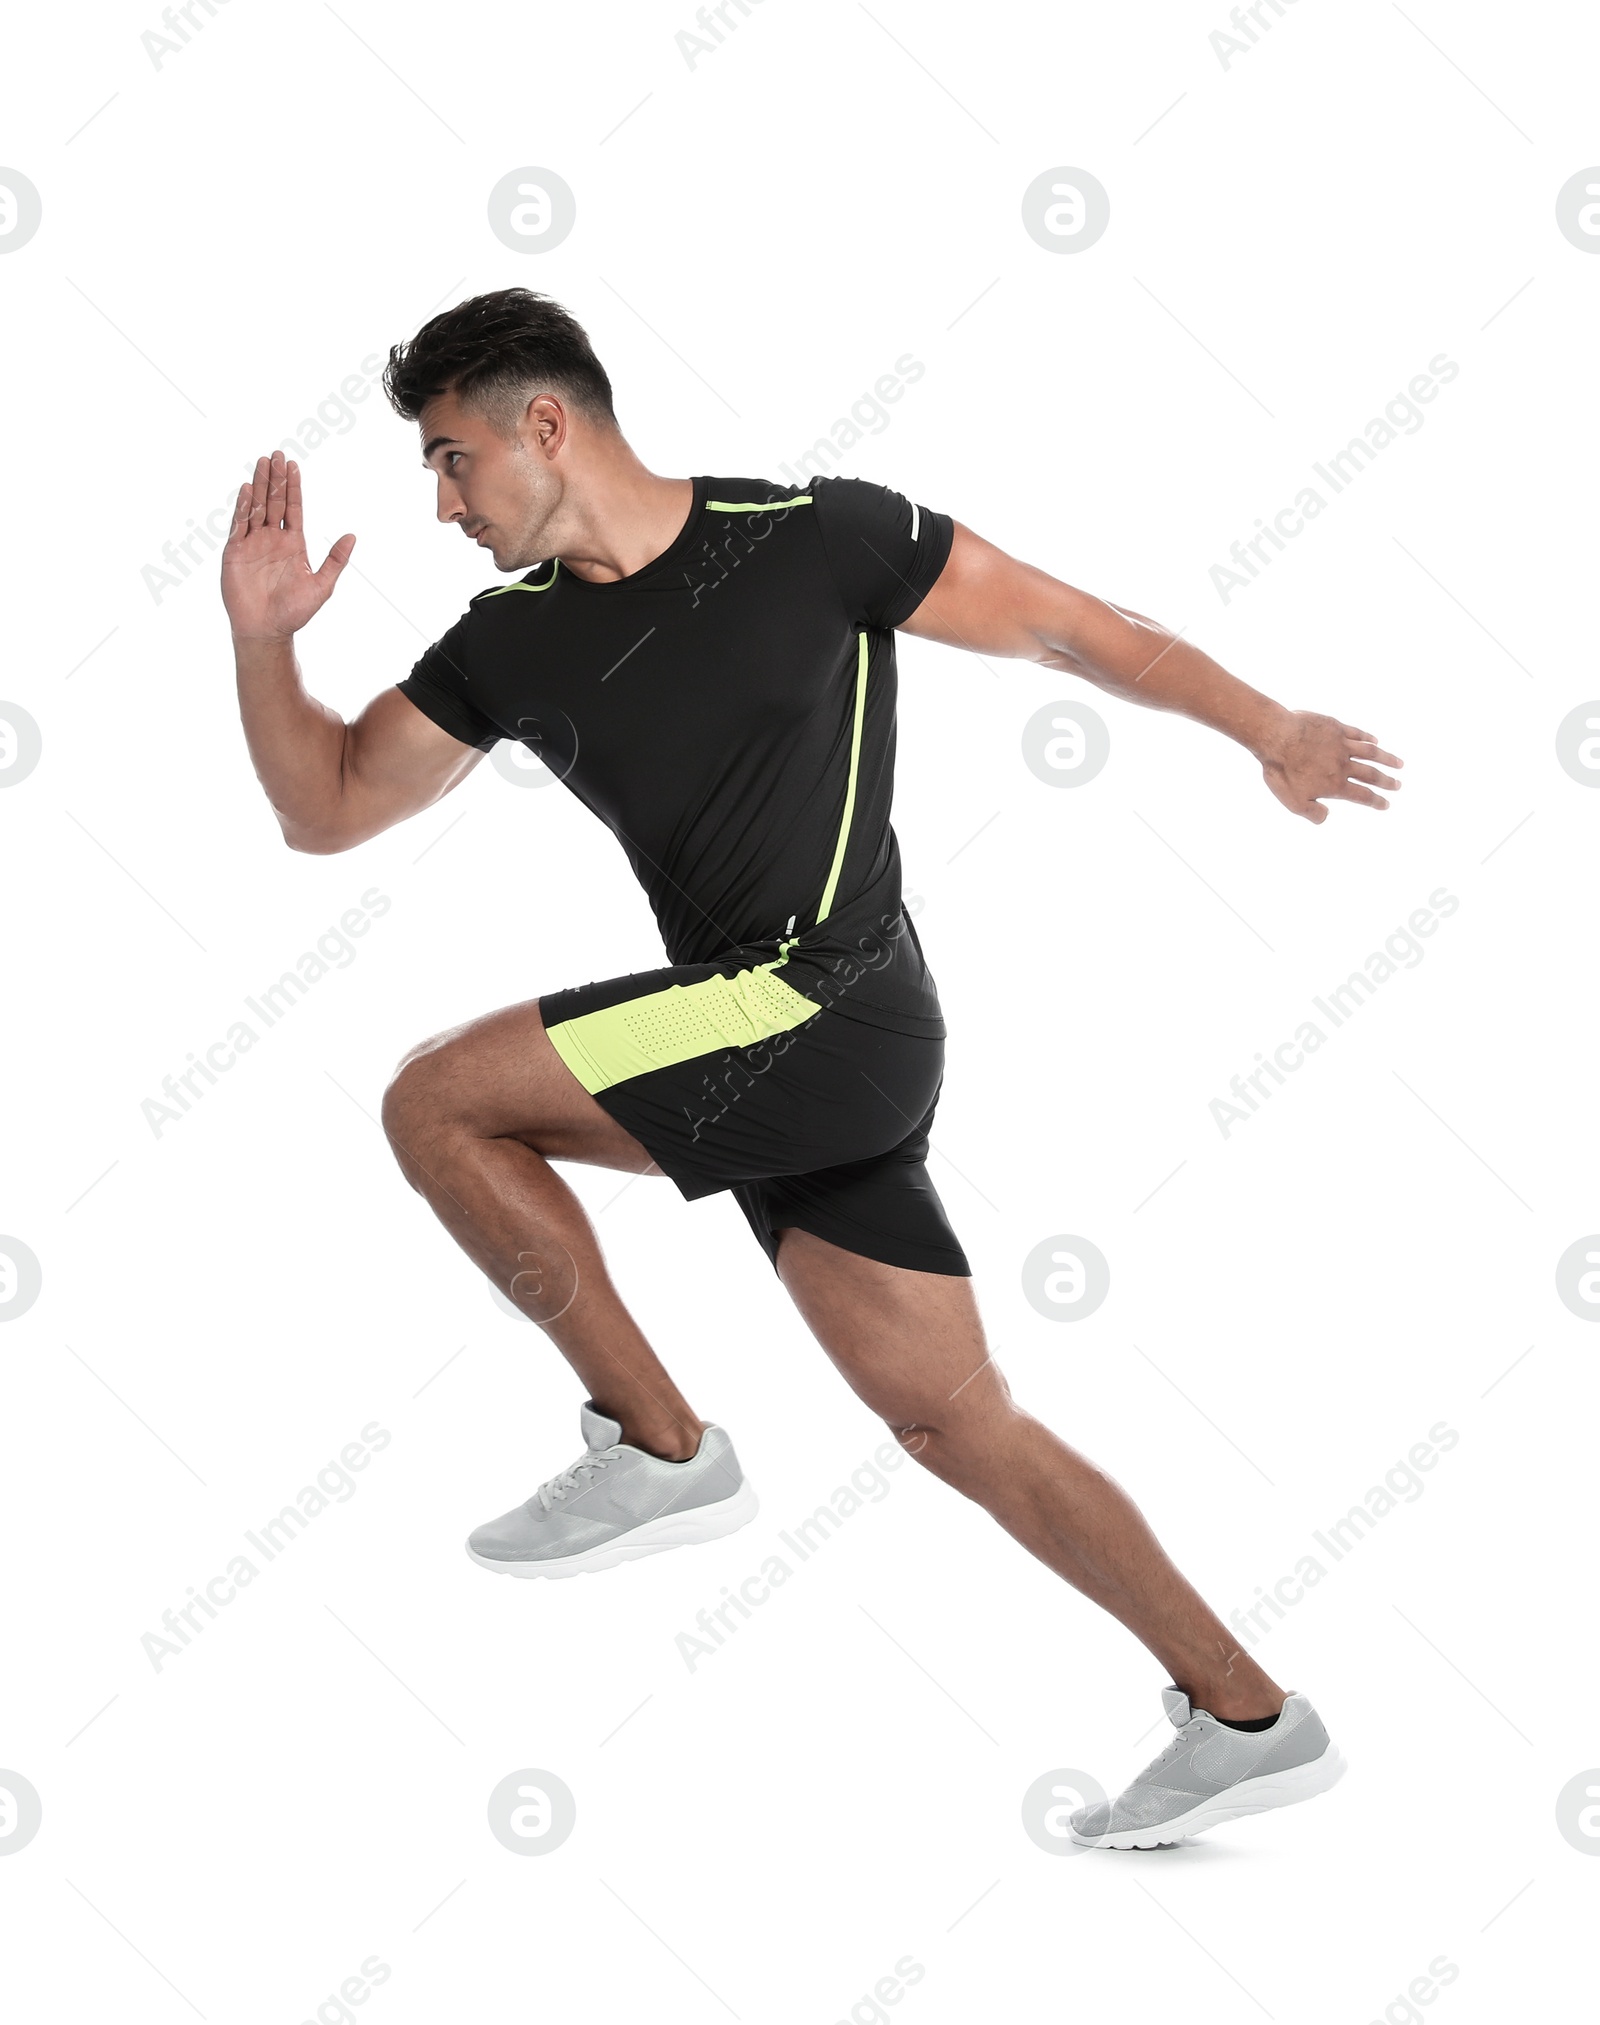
top-left (1257, 710), bottom-right (1402, 823)
top-left (221, 449), bottom-right (355, 642)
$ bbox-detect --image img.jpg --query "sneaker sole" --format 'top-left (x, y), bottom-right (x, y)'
top-left (465, 1477), bottom-right (760, 1579)
top-left (1070, 1739), bottom-right (1348, 1850)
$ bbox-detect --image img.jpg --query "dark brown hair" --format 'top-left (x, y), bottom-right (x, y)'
top-left (382, 288), bottom-right (617, 434)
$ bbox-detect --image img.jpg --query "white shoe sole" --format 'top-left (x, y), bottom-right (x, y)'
top-left (466, 1477), bottom-right (760, 1579)
top-left (1070, 1740), bottom-right (1348, 1850)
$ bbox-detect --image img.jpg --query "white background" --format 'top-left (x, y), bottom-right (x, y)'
top-left (2, 0), bottom-right (1596, 2018)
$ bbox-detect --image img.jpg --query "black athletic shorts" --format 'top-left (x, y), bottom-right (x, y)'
top-left (539, 955), bottom-right (970, 1278)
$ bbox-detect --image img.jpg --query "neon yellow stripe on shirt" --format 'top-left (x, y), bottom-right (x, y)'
top-left (475, 560), bottom-right (560, 599)
top-left (705, 495), bottom-right (813, 512)
top-left (815, 630), bottom-right (869, 926)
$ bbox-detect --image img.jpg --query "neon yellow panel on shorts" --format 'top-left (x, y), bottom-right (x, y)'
top-left (546, 962), bottom-right (820, 1096)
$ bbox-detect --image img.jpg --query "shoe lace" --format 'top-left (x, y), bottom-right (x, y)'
top-left (534, 1445), bottom-right (623, 1512)
top-left (1133, 1721), bottom-right (1203, 1785)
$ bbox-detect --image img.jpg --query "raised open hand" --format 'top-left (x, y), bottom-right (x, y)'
top-left (221, 449), bottom-right (355, 641)
top-left (1258, 711), bottom-right (1403, 824)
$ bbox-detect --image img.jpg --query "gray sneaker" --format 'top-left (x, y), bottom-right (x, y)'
top-left (466, 1401), bottom-right (758, 1579)
top-left (1070, 1687), bottom-right (1346, 1849)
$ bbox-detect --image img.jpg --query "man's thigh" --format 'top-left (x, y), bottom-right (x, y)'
top-left (774, 1226), bottom-right (1002, 1429)
top-left (388, 996), bottom-right (662, 1173)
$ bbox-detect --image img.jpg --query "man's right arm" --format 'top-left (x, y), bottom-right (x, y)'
top-left (225, 449), bottom-right (490, 854)
top-left (234, 635), bottom-right (488, 855)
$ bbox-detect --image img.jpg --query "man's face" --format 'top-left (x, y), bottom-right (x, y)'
top-left (418, 387), bottom-right (563, 571)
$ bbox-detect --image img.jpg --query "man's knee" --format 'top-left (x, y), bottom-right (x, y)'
top-left (381, 1029), bottom-right (567, 1169)
top-left (380, 1041), bottom-right (457, 1159)
top-left (884, 1381), bottom-right (1017, 1476)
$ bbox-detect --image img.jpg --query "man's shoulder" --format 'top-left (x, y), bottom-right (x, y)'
top-left (699, 474), bottom-right (904, 507)
top-left (702, 475), bottom-right (820, 513)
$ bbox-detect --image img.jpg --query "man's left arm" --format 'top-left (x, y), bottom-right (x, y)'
top-left (899, 522), bottom-right (1402, 824)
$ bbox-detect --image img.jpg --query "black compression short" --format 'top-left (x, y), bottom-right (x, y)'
top-left (539, 957), bottom-right (970, 1278)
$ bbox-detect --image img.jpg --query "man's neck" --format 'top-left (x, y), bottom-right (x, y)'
top-left (554, 444), bottom-right (694, 584)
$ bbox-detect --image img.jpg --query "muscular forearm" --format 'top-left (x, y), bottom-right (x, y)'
top-left (905, 528), bottom-right (1294, 763)
top-left (234, 635), bottom-right (350, 851)
top-left (905, 524), bottom-right (1400, 821)
top-left (224, 452), bottom-right (483, 851)
top-left (1036, 595), bottom-right (1289, 760)
top-left (1032, 588), bottom-right (1399, 822)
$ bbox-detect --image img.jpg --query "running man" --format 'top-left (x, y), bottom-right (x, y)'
top-left (223, 289), bottom-right (1400, 1849)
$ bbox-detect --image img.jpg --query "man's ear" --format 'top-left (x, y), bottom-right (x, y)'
top-left (524, 394), bottom-right (569, 458)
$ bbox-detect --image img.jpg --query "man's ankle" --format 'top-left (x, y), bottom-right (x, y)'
top-left (623, 1420), bottom-right (704, 1462)
top-left (1178, 1672), bottom-right (1286, 1724)
top-left (1198, 1689), bottom-right (1285, 1724)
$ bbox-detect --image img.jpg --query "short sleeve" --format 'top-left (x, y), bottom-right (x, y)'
top-left (394, 608), bottom-right (502, 752)
top-left (809, 476), bottom-right (954, 630)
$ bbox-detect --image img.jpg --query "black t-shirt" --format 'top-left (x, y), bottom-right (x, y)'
top-left (395, 474), bottom-right (953, 1037)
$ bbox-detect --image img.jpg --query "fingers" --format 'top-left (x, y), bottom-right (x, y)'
top-left (227, 481), bottom-right (252, 544)
top-left (1268, 775), bottom-right (1328, 824)
top-left (1337, 724), bottom-right (1403, 806)
top-left (243, 449), bottom-right (295, 532)
top-left (1341, 725), bottom-right (1403, 767)
top-left (1271, 714), bottom-right (1403, 818)
top-left (1286, 772), bottom-right (1394, 819)
top-left (236, 451), bottom-right (303, 544)
top-left (266, 450), bottom-right (288, 531)
top-left (315, 532), bottom-right (357, 588)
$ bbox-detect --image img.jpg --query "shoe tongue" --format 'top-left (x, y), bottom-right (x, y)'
top-left (579, 1401), bottom-right (624, 1451)
top-left (1162, 1686), bottom-right (1194, 1728)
